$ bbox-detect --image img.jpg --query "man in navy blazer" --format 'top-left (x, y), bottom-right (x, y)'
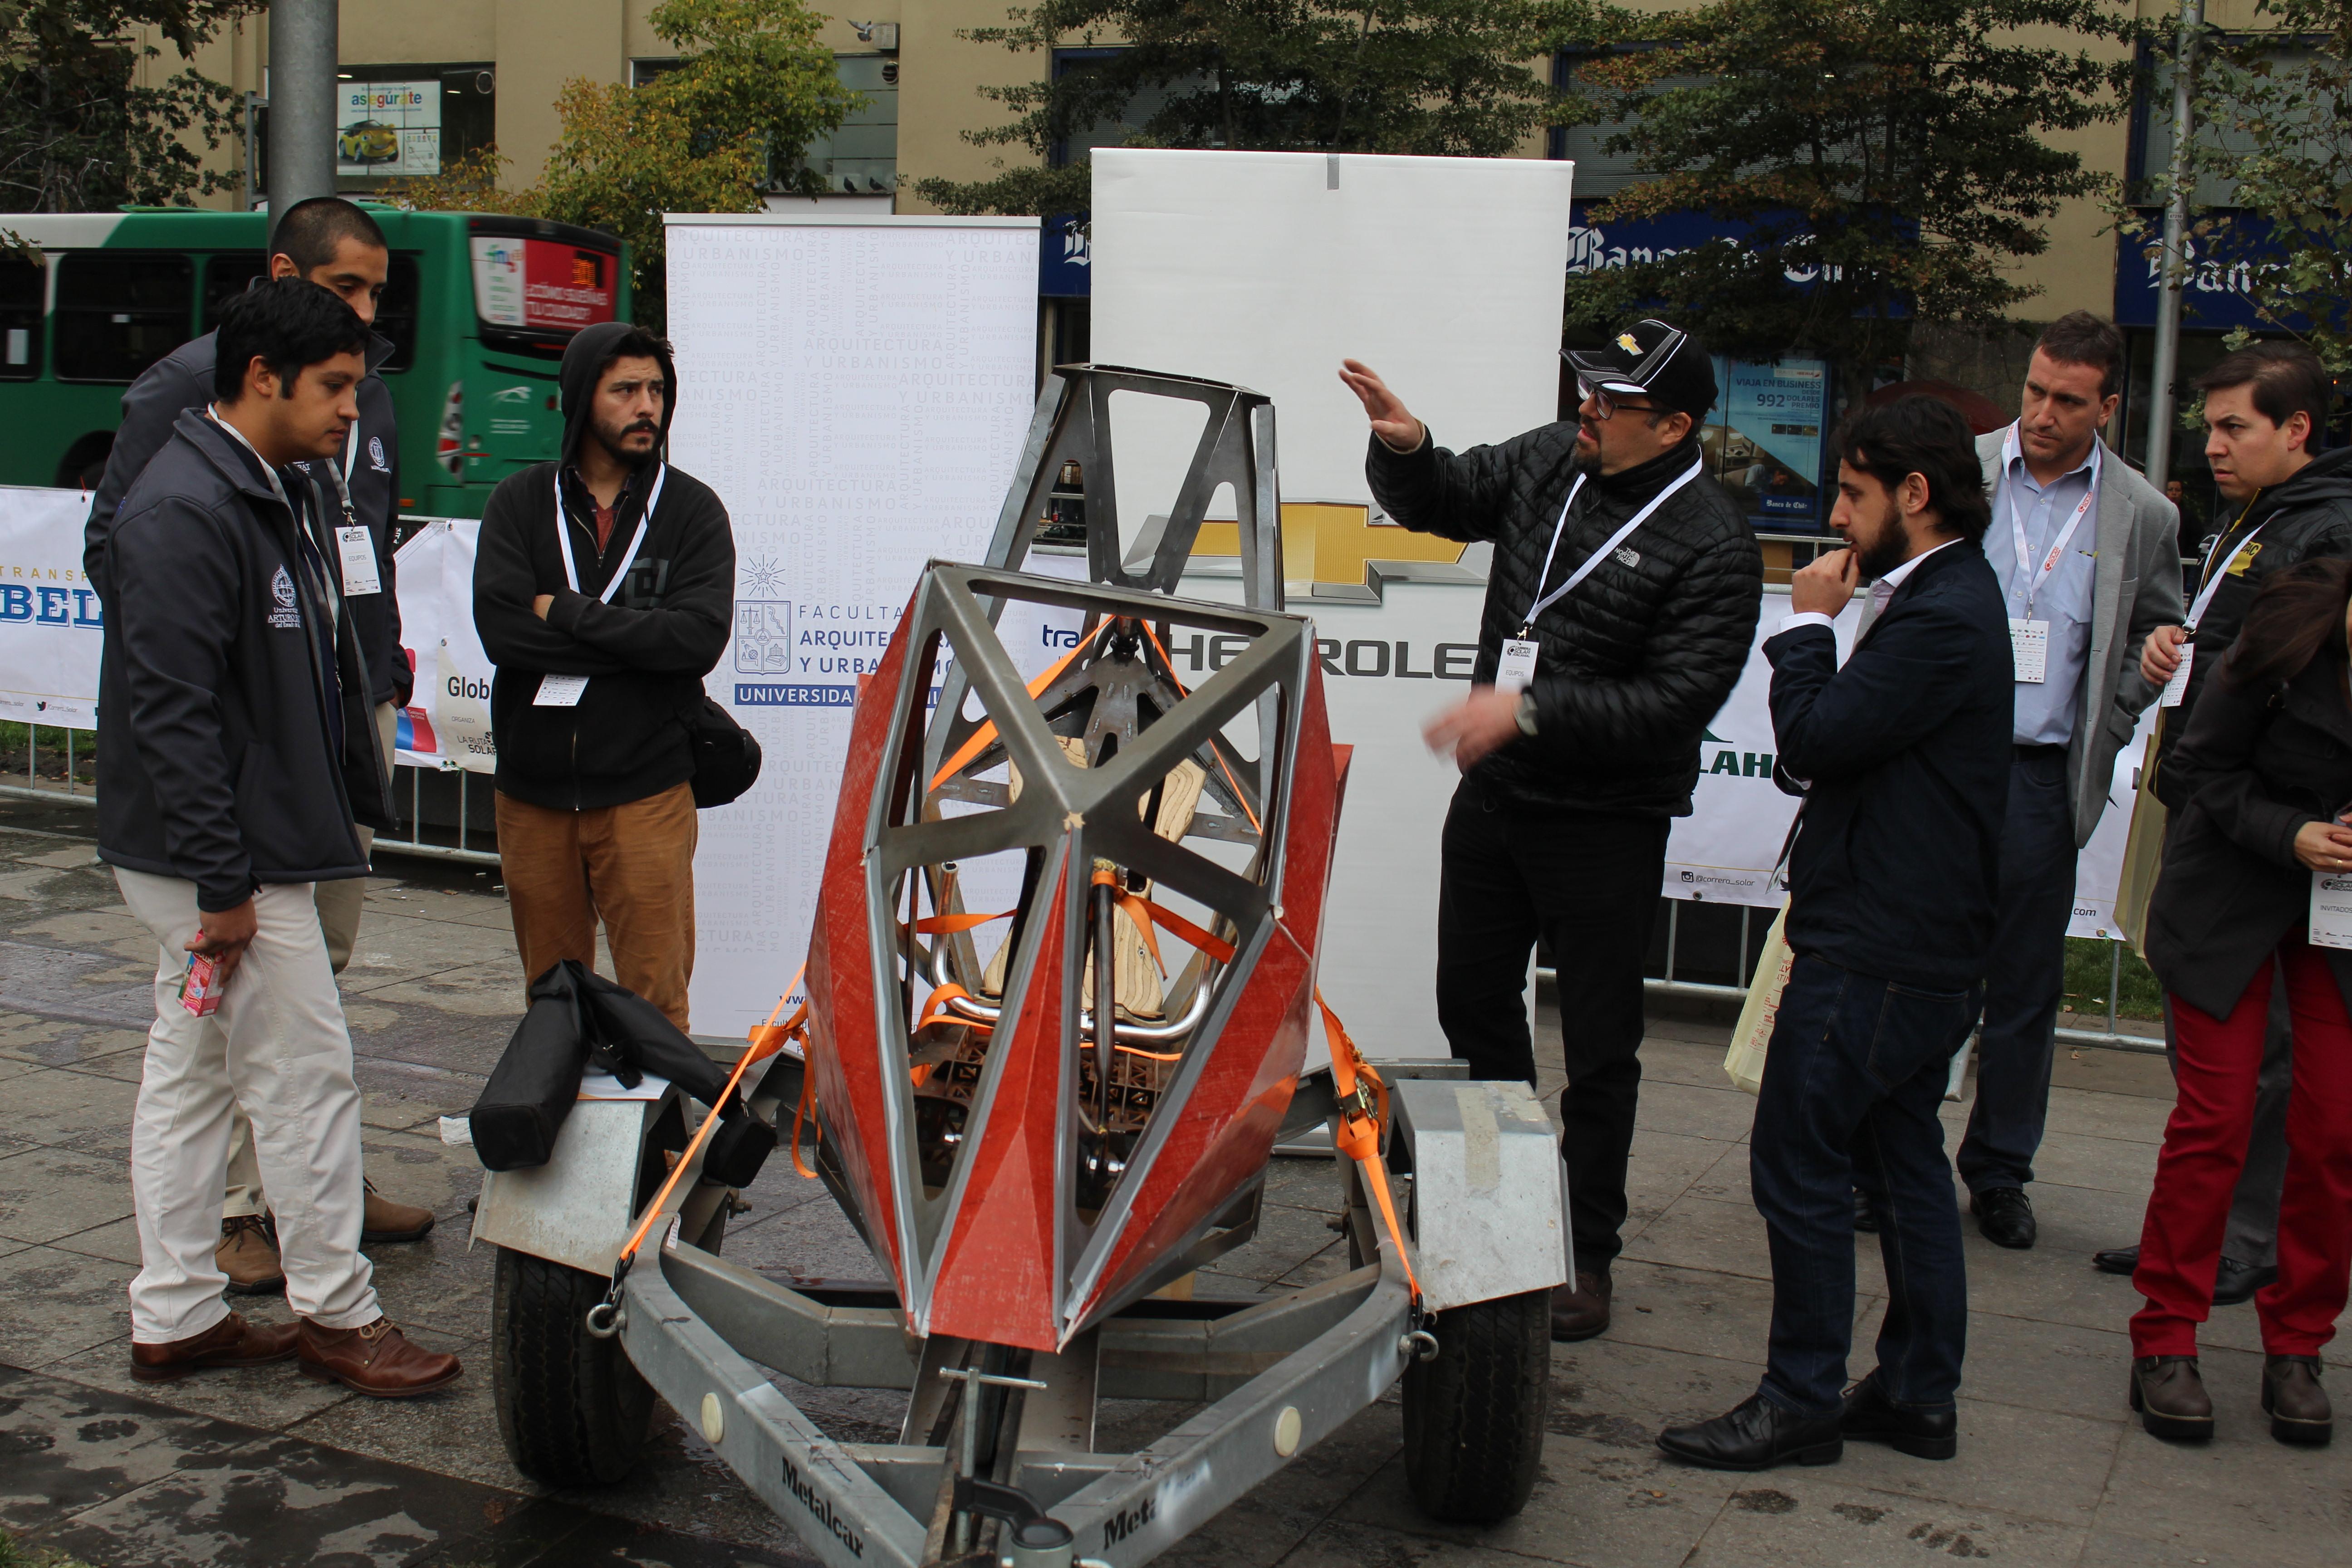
top-left (1660, 396), bottom-right (2013, 1471)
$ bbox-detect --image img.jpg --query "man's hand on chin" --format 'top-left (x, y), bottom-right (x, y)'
top-left (1423, 686), bottom-right (1526, 772)
top-left (1789, 547), bottom-right (1860, 618)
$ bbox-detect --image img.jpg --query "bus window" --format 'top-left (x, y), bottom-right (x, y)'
top-left (201, 253), bottom-right (267, 331)
top-left (54, 252), bottom-right (192, 382)
top-left (377, 254), bottom-right (420, 372)
top-left (0, 255), bottom-right (39, 381)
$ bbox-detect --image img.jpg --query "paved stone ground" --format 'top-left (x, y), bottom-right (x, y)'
top-left (0, 794), bottom-right (2347, 1567)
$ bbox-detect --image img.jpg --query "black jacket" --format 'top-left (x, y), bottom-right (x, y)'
top-left (474, 321), bottom-right (733, 811)
top-left (2155, 447), bottom-right (2352, 808)
top-left (2146, 649), bottom-right (2352, 1021)
top-left (1764, 542), bottom-right (2013, 991)
top-left (94, 412), bottom-right (396, 911)
top-left (85, 329), bottom-right (409, 707)
top-left (1369, 428), bottom-right (1762, 816)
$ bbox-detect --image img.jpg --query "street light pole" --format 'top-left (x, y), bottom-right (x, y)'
top-left (2145, 0), bottom-right (2201, 486)
top-left (265, 0), bottom-right (338, 241)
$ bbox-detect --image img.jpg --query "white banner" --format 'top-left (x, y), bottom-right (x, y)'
top-left (389, 518), bottom-right (497, 774)
top-left (663, 214), bottom-right (1043, 1038)
top-left (0, 485), bottom-right (104, 728)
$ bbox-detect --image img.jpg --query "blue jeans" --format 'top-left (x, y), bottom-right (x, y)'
top-left (1752, 953), bottom-right (1975, 1415)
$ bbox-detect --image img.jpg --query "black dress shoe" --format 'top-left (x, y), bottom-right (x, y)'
top-left (2092, 1242), bottom-right (2139, 1276)
top-left (1841, 1369), bottom-right (1958, 1460)
top-left (1658, 1392), bottom-right (1843, 1471)
top-left (1970, 1186), bottom-right (2036, 1250)
top-left (2213, 1256), bottom-right (2279, 1307)
top-left (1853, 1188), bottom-right (1882, 1233)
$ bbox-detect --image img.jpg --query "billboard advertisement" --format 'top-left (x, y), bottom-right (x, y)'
top-left (469, 237), bottom-right (619, 331)
top-left (337, 81), bottom-right (442, 179)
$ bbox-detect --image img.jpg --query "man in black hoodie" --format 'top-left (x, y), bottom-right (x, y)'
top-left (2089, 343), bottom-right (2352, 1306)
top-left (474, 322), bottom-right (734, 1030)
top-left (1342, 319), bottom-right (1764, 1343)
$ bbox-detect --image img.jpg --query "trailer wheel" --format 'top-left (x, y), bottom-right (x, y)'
top-left (1401, 1287), bottom-right (1551, 1523)
top-left (491, 1245), bottom-right (653, 1487)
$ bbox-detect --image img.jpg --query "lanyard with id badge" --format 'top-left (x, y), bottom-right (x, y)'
top-left (325, 423), bottom-right (382, 598)
top-left (2001, 427), bottom-right (2096, 685)
top-left (2313, 799), bottom-right (2352, 950)
top-left (2162, 516), bottom-right (2268, 709)
top-left (1499, 455), bottom-right (1705, 694)
top-left (536, 464), bottom-right (664, 706)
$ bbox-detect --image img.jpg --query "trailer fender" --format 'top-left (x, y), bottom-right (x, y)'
top-left (471, 1094), bottom-right (677, 1276)
top-left (1392, 1078), bottom-right (1568, 1312)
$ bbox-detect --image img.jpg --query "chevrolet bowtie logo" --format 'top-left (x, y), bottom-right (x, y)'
top-left (1188, 503), bottom-right (1465, 589)
top-left (1617, 332), bottom-right (1642, 353)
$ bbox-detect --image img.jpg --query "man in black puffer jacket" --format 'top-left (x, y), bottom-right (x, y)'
top-left (1342, 319), bottom-right (1764, 1343)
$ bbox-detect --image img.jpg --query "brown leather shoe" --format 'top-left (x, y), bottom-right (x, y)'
top-left (131, 1312), bottom-right (299, 1383)
top-left (1551, 1269), bottom-right (1613, 1342)
top-left (2131, 1355), bottom-right (2214, 1441)
top-left (2264, 1356), bottom-right (2332, 1445)
top-left (216, 1214), bottom-right (285, 1296)
top-left (298, 1317), bottom-right (462, 1398)
top-left (360, 1181), bottom-right (436, 1245)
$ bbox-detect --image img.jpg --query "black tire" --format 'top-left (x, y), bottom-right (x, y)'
top-left (490, 1246), bottom-right (654, 1487)
top-left (1401, 1287), bottom-right (1551, 1523)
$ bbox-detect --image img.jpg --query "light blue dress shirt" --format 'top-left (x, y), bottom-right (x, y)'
top-left (1988, 425), bottom-right (2100, 748)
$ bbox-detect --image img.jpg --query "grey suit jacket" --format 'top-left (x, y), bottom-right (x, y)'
top-left (1856, 427), bottom-right (2183, 846)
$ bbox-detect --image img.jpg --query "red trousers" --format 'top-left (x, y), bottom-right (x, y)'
top-left (2134, 938), bottom-right (2352, 1357)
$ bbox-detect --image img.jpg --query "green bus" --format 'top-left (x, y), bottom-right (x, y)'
top-left (0, 205), bottom-right (630, 518)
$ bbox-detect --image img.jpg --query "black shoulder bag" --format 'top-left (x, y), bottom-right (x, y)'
top-left (685, 696), bottom-right (762, 808)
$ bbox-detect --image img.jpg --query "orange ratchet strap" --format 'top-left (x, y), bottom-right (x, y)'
top-left (1317, 989), bottom-right (1421, 1309)
top-left (928, 620), bottom-right (1113, 792)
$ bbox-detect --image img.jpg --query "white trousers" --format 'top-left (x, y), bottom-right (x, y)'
top-left (117, 868), bottom-right (379, 1342)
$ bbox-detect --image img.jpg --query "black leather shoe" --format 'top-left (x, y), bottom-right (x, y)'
top-left (1841, 1369), bottom-right (1958, 1460)
top-left (2213, 1256), bottom-right (2278, 1307)
top-left (2131, 1356), bottom-right (2214, 1441)
top-left (1853, 1188), bottom-right (1882, 1233)
top-left (2263, 1356), bottom-right (2331, 1445)
top-left (1970, 1186), bottom-right (2036, 1250)
top-left (2091, 1242), bottom-right (2139, 1276)
top-left (1657, 1392), bottom-right (1843, 1471)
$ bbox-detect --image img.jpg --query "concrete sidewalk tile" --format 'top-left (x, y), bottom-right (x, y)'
top-left (1687, 1471), bottom-right (2090, 1567)
top-left (1212, 1202), bottom-right (1362, 1284)
top-left (338, 914), bottom-right (521, 991)
top-left (282, 1337), bottom-right (517, 1492)
top-left (0, 1364), bottom-right (256, 1536)
top-left (2050, 1045), bottom-right (2177, 1100)
top-left (2075, 1528), bottom-right (2273, 1567)
top-left (417, 1506), bottom-right (826, 1567)
top-left (12, 906), bottom-right (157, 959)
top-left (723, 1192), bottom-right (890, 1282)
top-left (2024, 1131), bottom-right (2161, 1196)
top-left (1629, 1078), bottom-right (1756, 1143)
top-left (29, 1426), bottom-right (536, 1568)
top-left (1, 1064), bottom-right (137, 1158)
top-left (16, 846), bottom-right (103, 870)
top-left (2039, 1083), bottom-right (2172, 1146)
top-left (354, 960), bottom-right (530, 1017)
top-left (0, 1244), bottom-right (132, 1368)
top-left (1270, 1515), bottom-right (1593, 1568)
top-left (353, 1054), bottom-right (489, 1131)
top-left (1621, 1129), bottom-right (1735, 1231)
top-left (0, 1145), bottom-right (133, 1246)
top-left (1832, 1396), bottom-right (2123, 1527)
top-left (2092, 1411), bottom-right (2352, 1568)
top-left (1161, 1404), bottom-right (1401, 1568)
top-left (1636, 1033), bottom-right (1744, 1090)
top-left (1619, 1194), bottom-right (1774, 1283)
top-left (45, 1215), bottom-right (142, 1267)
top-left (1558, 1267), bottom-right (1774, 1368)
top-left (0, 1015), bottom-right (145, 1072)
top-left (44, 1313), bottom-right (358, 1432)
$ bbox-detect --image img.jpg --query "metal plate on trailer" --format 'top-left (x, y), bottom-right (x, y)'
top-left (1392, 1078), bottom-right (1567, 1312)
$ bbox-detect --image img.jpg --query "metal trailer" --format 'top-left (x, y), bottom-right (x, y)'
top-left (472, 368), bottom-right (1568, 1567)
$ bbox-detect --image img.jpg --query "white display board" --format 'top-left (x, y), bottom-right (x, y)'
top-left (0, 485), bottom-right (103, 728)
top-left (1091, 149), bottom-right (1577, 1057)
top-left (663, 214), bottom-right (1041, 1036)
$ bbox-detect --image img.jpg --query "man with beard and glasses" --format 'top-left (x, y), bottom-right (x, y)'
top-left (1659, 397), bottom-right (2009, 1471)
top-left (473, 323), bottom-right (735, 1028)
top-left (1340, 319), bottom-right (1764, 1344)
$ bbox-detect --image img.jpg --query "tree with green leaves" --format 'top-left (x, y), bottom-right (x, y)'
top-left (389, 0), bottom-right (858, 330)
top-left (2146, 0), bottom-right (2352, 370)
top-left (917, 0), bottom-right (1590, 216)
top-left (1564, 0), bottom-right (2134, 387)
top-left (0, 0), bottom-right (259, 214)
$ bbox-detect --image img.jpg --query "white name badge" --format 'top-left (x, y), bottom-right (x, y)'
top-left (534, 673), bottom-right (590, 707)
top-left (2009, 618), bottom-right (2049, 685)
top-left (1496, 637), bottom-right (1539, 696)
top-left (336, 526), bottom-right (382, 596)
top-left (2312, 869), bottom-right (2352, 949)
top-left (2160, 644), bottom-right (2194, 709)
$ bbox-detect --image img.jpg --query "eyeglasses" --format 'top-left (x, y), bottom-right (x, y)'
top-left (1576, 375), bottom-right (1662, 421)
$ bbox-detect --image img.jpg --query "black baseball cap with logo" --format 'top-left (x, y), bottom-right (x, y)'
top-left (1563, 318), bottom-right (1718, 419)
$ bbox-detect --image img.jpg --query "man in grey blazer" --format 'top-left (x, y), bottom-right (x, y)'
top-left (1953, 314), bottom-right (2182, 1247)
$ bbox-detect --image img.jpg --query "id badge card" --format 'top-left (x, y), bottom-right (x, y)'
top-left (336, 526), bottom-right (382, 596)
top-left (2160, 644), bottom-right (2194, 708)
top-left (2312, 868), bottom-right (2352, 950)
top-left (534, 673), bottom-right (589, 707)
top-left (1496, 637), bottom-right (1539, 696)
top-left (2008, 618), bottom-right (2049, 684)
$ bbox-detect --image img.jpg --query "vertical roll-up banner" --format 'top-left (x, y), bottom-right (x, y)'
top-left (664, 214), bottom-right (1042, 1037)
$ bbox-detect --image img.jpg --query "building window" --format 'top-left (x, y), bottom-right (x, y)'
top-left (333, 63), bottom-right (495, 189)
top-left (795, 54), bottom-right (900, 194)
top-left (629, 57), bottom-right (686, 88)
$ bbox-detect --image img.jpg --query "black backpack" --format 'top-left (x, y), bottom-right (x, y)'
top-left (684, 696), bottom-right (761, 808)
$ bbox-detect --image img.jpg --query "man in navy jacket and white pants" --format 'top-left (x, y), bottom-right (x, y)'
top-left (1660, 397), bottom-right (2013, 1471)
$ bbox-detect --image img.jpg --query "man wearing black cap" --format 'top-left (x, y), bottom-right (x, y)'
top-left (1341, 319), bottom-right (1764, 1342)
